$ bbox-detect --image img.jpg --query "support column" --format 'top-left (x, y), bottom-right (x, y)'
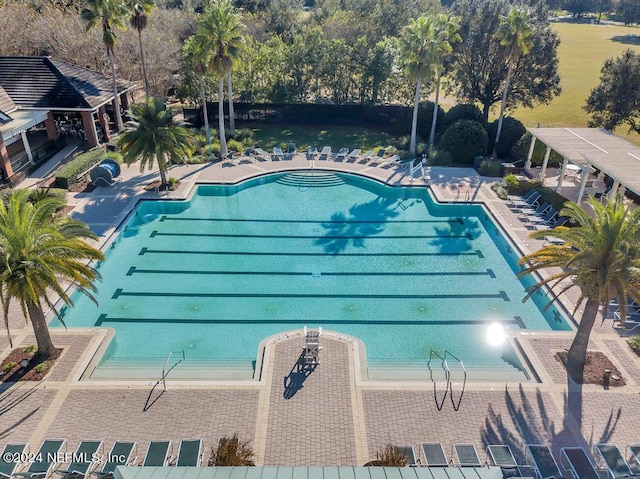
top-left (0, 136), bottom-right (13, 181)
top-left (81, 110), bottom-right (99, 147)
top-left (98, 106), bottom-right (111, 142)
top-left (609, 179), bottom-right (620, 201)
top-left (555, 158), bottom-right (568, 192)
top-left (575, 165), bottom-right (590, 205)
top-left (120, 92), bottom-right (129, 112)
top-left (525, 136), bottom-right (536, 170)
top-left (45, 112), bottom-right (58, 141)
top-left (20, 131), bottom-right (34, 164)
top-left (539, 146), bottom-right (552, 180)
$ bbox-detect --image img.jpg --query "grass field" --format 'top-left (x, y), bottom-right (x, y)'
top-left (513, 21), bottom-right (640, 135)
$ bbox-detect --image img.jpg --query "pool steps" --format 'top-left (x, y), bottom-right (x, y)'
top-left (276, 172), bottom-right (345, 188)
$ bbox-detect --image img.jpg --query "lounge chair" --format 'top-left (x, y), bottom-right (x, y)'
top-left (359, 150), bottom-right (374, 163)
top-left (253, 148), bottom-right (270, 161)
top-left (240, 148), bottom-right (255, 163)
top-left (333, 148), bottom-right (349, 162)
top-left (507, 189), bottom-right (538, 204)
top-left (532, 216), bottom-right (568, 231)
top-left (318, 146), bottom-right (332, 161)
top-left (560, 448), bottom-right (599, 479)
top-left (487, 445), bottom-right (519, 471)
top-left (398, 446), bottom-right (418, 466)
top-left (93, 442), bottom-right (137, 478)
top-left (369, 149), bottom-right (386, 164)
top-left (517, 201), bottom-right (552, 219)
top-left (525, 208), bottom-right (558, 227)
top-left (628, 445), bottom-right (640, 473)
top-left (141, 441), bottom-right (172, 467)
top-left (421, 443), bottom-right (449, 467)
top-left (15, 439), bottom-right (66, 478)
top-left (285, 143), bottom-right (297, 159)
top-left (543, 235), bottom-right (565, 246)
top-left (307, 147), bottom-right (318, 160)
top-left (175, 440), bottom-right (203, 467)
top-left (595, 444), bottom-right (636, 479)
top-left (56, 441), bottom-right (103, 478)
top-left (0, 444), bottom-right (29, 479)
top-left (453, 444), bottom-right (482, 467)
top-left (379, 154), bottom-right (401, 167)
top-left (272, 147), bottom-right (284, 161)
top-left (346, 149), bottom-right (361, 162)
top-left (526, 444), bottom-right (562, 479)
top-left (509, 191), bottom-right (541, 210)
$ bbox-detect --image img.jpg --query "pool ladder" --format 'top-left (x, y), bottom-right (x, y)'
top-left (454, 190), bottom-right (470, 202)
top-left (427, 350), bottom-right (467, 411)
top-left (160, 350), bottom-right (185, 390)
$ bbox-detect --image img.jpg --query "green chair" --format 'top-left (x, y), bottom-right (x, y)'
top-left (141, 441), bottom-right (172, 467)
top-left (92, 442), bottom-right (136, 478)
top-left (55, 441), bottom-right (103, 478)
top-left (0, 444), bottom-right (28, 479)
top-left (175, 440), bottom-right (202, 467)
top-left (15, 439), bottom-right (66, 478)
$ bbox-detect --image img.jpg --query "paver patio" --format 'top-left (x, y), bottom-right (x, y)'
top-left (0, 154), bottom-right (638, 468)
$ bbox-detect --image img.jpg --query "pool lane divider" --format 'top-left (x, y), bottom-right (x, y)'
top-left (111, 289), bottom-right (509, 301)
top-left (138, 247), bottom-right (486, 258)
top-left (149, 231), bottom-right (474, 240)
top-left (125, 266), bottom-right (497, 278)
top-left (95, 313), bottom-right (523, 326)
top-left (158, 216), bottom-right (466, 224)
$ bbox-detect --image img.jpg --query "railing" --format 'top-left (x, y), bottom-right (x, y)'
top-left (427, 350), bottom-right (450, 411)
top-left (443, 350), bottom-right (466, 411)
top-left (161, 350), bottom-right (185, 391)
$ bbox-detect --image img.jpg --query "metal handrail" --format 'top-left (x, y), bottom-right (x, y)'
top-left (444, 350), bottom-right (466, 411)
top-left (161, 350), bottom-right (185, 390)
top-left (427, 350), bottom-right (450, 411)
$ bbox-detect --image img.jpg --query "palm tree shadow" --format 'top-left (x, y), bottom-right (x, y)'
top-left (430, 217), bottom-right (482, 253)
top-left (315, 197), bottom-right (400, 254)
top-left (481, 379), bottom-right (621, 462)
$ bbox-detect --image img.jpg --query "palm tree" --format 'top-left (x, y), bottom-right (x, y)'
top-left (427, 14), bottom-right (461, 147)
top-left (492, 6), bottom-right (534, 157)
top-left (118, 97), bottom-right (195, 189)
top-left (81, 0), bottom-right (129, 131)
top-left (191, 0), bottom-right (244, 157)
top-left (183, 37), bottom-right (213, 160)
top-left (0, 191), bottom-right (104, 362)
top-left (400, 16), bottom-right (434, 156)
top-left (128, 0), bottom-right (156, 97)
top-left (518, 196), bottom-right (640, 382)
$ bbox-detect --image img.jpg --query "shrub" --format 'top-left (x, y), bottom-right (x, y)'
top-left (439, 120), bottom-right (488, 166)
top-left (504, 173), bottom-right (520, 191)
top-left (491, 183), bottom-right (509, 200)
top-left (426, 148), bottom-right (452, 166)
top-left (478, 158), bottom-right (503, 177)
top-left (536, 186), bottom-right (570, 212)
top-left (28, 188), bottom-right (67, 205)
top-left (368, 444), bottom-right (409, 467)
top-left (2, 362), bottom-right (16, 373)
top-left (487, 117), bottom-right (526, 159)
top-left (209, 434), bottom-right (255, 466)
top-left (441, 103), bottom-right (484, 132)
top-left (34, 363), bottom-right (47, 374)
top-left (417, 101), bottom-right (446, 141)
top-left (167, 177), bottom-right (179, 190)
top-left (629, 336), bottom-right (640, 351)
top-left (227, 139), bottom-right (244, 153)
top-left (24, 345), bottom-right (36, 354)
top-left (54, 148), bottom-right (105, 188)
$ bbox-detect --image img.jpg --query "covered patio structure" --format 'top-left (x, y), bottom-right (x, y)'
top-left (524, 127), bottom-right (640, 205)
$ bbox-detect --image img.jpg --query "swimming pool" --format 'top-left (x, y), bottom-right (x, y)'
top-left (57, 171), bottom-right (571, 380)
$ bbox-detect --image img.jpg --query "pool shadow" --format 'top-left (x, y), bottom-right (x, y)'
top-left (315, 197), bottom-right (400, 254)
top-left (283, 352), bottom-right (317, 399)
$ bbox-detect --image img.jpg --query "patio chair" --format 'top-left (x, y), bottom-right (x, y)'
top-left (613, 312), bottom-right (640, 332)
top-left (525, 208), bottom-right (558, 227)
top-left (307, 146), bottom-right (318, 160)
top-left (507, 189), bottom-right (538, 204)
top-left (92, 442), bottom-right (137, 478)
top-left (141, 441), bottom-right (172, 467)
top-left (0, 444), bottom-right (29, 479)
top-left (15, 439), bottom-right (66, 478)
top-left (560, 448), bottom-right (599, 479)
top-left (453, 444), bottom-right (482, 467)
top-left (346, 149), bottom-right (361, 162)
top-left (595, 444), bottom-right (636, 479)
top-left (369, 149), bottom-right (386, 164)
top-left (378, 154), bottom-right (401, 167)
top-left (240, 148), bottom-right (255, 163)
top-left (487, 445), bottom-right (520, 471)
top-left (333, 147), bottom-right (349, 162)
top-left (542, 235), bottom-right (565, 247)
top-left (398, 446), bottom-right (418, 466)
top-left (628, 445), bottom-right (640, 473)
top-left (517, 201), bottom-right (552, 219)
top-left (253, 148), bottom-right (270, 161)
top-left (272, 147), bottom-right (284, 161)
top-left (421, 443), bottom-right (449, 467)
top-left (285, 143), bottom-right (297, 159)
top-left (359, 150), bottom-right (374, 163)
top-left (526, 444), bottom-right (562, 479)
top-left (56, 441), bottom-right (103, 478)
top-left (532, 216), bottom-right (568, 231)
top-left (318, 146), bottom-right (332, 161)
top-left (175, 440), bottom-right (203, 467)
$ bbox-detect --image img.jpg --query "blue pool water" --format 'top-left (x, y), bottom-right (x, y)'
top-left (56, 172), bottom-right (571, 376)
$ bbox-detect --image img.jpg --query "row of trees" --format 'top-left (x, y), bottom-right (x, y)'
top-left (560, 0), bottom-right (640, 24)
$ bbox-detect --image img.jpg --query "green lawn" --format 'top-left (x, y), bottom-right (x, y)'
top-left (247, 123), bottom-right (400, 152)
top-left (513, 21), bottom-right (640, 139)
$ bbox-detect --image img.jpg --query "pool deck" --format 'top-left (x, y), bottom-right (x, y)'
top-left (1, 154), bottom-right (639, 468)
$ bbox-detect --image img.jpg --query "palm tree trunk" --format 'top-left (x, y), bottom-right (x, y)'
top-left (566, 297), bottom-right (600, 383)
top-left (410, 79), bottom-right (421, 155)
top-left (227, 71), bottom-right (236, 136)
top-left (492, 62), bottom-right (514, 158)
top-left (27, 300), bottom-right (57, 361)
top-left (200, 76), bottom-right (212, 160)
top-left (429, 69), bottom-right (441, 147)
top-left (157, 154), bottom-right (168, 188)
top-left (107, 48), bottom-right (123, 132)
top-left (218, 77), bottom-right (228, 157)
top-left (138, 27), bottom-right (150, 97)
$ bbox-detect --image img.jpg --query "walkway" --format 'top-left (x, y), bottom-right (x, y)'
top-left (0, 154), bottom-right (637, 468)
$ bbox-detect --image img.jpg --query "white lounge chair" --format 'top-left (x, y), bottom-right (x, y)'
top-left (253, 148), bottom-right (270, 161)
top-left (379, 154), bottom-right (400, 167)
top-left (272, 147), bottom-right (284, 161)
top-left (346, 149), bottom-right (361, 162)
top-left (318, 146), bottom-right (332, 161)
top-left (369, 148), bottom-right (386, 164)
top-left (333, 147), bottom-right (349, 161)
top-left (285, 143), bottom-right (297, 159)
top-left (307, 146), bottom-right (318, 160)
top-left (359, 150), bottom-right (374, 163)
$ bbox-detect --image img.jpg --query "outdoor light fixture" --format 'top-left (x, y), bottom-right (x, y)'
top-left (20, 359), bottom-right (28, 368)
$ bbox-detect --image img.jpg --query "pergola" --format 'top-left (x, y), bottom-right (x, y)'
top-left (524, 127), bottom-right (640, 205)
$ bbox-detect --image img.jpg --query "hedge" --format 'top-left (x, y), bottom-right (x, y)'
top-left (55, 148), bottom-right (105, 188)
